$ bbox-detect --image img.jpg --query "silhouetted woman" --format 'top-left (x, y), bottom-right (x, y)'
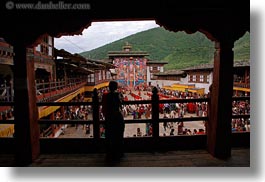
top-left (102, 81), bottom-right (125, 161)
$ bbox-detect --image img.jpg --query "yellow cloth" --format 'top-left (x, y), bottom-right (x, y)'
top-left (0, 124), bottom-right (14, 137)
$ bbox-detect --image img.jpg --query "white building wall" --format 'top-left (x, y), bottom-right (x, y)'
top-left (206, 72), bottom-right (213, 93)
top-left (146, 65), bottom-right (214, 94)
top-left (194, 83), bottom-right (210, 94)
top-left (184, 72), bottom-right (213, 94)
top-left (147, 65), bottom-right (166, 87)
top-left (148, 75), bottom-right (191, 89)
top-left (153, 72), bottom-right (213, 94)
top-left (154, 80), bottom-right (179, 88)
top-left (35, 44), bottom-right (41, 52)
top-left (48, 36), bottom-right (53, 46)
top-left (180, 76), bottom-right (189, 84)
top-left (146, 65), bottom-right (151, 84)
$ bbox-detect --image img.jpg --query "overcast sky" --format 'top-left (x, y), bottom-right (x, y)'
top-left (54, 20), bottom-right (159, 54)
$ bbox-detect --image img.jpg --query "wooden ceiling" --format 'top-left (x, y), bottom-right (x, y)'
top-left (0, 0), bottom-right (249, 46)
top-left (54, 48), bottom-right (115, 73)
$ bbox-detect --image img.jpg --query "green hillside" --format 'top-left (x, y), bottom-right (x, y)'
top-left (234, 32), bottom-right (250, 61)
top-left (80, 27), bottom-right (250, 70)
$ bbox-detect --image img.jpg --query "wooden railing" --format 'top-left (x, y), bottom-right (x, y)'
top-left (0, 77), bottom-right (87, 104)
top-left (36, 77), bottom-right (87, 102)
top-left (234, 82), bottom-right (250, 88)
top-left (37, 88), bottom-right (210, 138)
top-left (0, 87), bottom-right (250, 153)
top-left (87, 78), bottom-right (113, 86)
top-left (0, 86), bottom-right (13, 102)
top-left (0, 77), bottom-right (86, 123)
top-left (0, 85), bottom-right (14, 121)
top-left (0, 102), bottom-right (15, 139)
top-left (34, 88), bottom-right (250, 152)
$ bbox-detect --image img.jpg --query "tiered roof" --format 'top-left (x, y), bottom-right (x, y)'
top-left (54, 48), bottom-right (116, 74)
top-left (108, 43), bottom-right (149, 57)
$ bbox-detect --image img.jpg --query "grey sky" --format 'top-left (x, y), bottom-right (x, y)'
top-left (54, 20), bottom-right (159, 54)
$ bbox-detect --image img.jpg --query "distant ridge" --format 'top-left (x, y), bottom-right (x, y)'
top-left (80, 27), bottom-right (250, 70)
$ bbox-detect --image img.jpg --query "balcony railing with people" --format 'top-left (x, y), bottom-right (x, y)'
top-left (233, 82), bottom-right (250, 88)
top-left (0, 84), bottom-right (13, 102)
top-left (0, 101), bottom-right (14, 138)
top-left (0, 77), bottom-right (87, 135)
top-left (0, 85), bottom-right (14, 127)
top-left (34, 87), bottom-right (250, 153)
top-left (0, 85), bottom-right (250, 153)
top-left (36, 77), bottom-right (87, 102)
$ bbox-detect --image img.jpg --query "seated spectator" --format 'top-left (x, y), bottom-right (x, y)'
top-left (137, 128), bottom-right (142, 137)
top-left (170, 128), bottom-right (175, 136)
top-left (196, 129), bottom-right (205, 135)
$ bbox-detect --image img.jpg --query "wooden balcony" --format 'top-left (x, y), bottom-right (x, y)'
top-left (0, 87), bottom-right (250, 166)
top-left (0, 0), bottom-right (250, 166)
top-left (234, 82), bottom-right (250, 89)
top-left (0, 148), bottom-right (249, 167)
top-left (36, 78), bottom-right (87, 102)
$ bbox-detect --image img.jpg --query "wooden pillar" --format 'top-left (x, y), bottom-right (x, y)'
top-left (10, 77), bottom-right (14, 102)
top-left (13, 43), bottom-right (40, 166)
top-left (151, 87), bottom-right (159, 138)
top-left (61, 106), bottom-right (65, 120)
top-left (244, 68), bottom-right (249, 88)
top-left (92, 88), bottom-right (100, 139)
top-left (50, 112), bottom-right (55, 120)
top-left (207, 40), bottom-right (234, 159)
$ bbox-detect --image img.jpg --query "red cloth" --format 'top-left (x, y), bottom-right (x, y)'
top-left (187, 103), bottom-right (196, 113)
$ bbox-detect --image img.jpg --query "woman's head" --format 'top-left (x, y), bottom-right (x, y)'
top-left (109, 81), bottom-right (118, 92)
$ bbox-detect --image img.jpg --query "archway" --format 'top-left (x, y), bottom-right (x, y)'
top-left (0, 0), bottom-right (249, 165)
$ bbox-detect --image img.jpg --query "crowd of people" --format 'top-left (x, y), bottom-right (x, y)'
top-left (232, 100), bottom-right (250, 132)
top-left (44, 84), bottom-right (250, 138)
top-left (115, 86), bottom-right (209, 137)
top-left (40, 94), bottom-right (93, 138)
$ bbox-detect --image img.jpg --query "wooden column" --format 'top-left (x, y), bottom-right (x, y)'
top-left (92, 88), bottom-right (100, 139)
top-left (64, 64), bottom-right (67, 87)
top-left (61, 106), bottom-right (65, 120)
top-left (13, 43), bottom-right (40, 166)
top-left (151, 87), bottom-right (159, 139)
top-left (207, 40), bottom-right (234, 159)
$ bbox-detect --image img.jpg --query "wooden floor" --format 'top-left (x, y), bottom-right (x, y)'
top-left (0, 148), bottom-right (250, 167)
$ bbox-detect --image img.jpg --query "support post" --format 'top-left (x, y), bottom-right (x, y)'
top-left (13, 43), bottom-right (40, 166)
top-left (151, 87), bottom-right (159, 139)
top-left (207, 40), bottom-right (234, 159)
top-left (92, 88), bottom-right (100, 139)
